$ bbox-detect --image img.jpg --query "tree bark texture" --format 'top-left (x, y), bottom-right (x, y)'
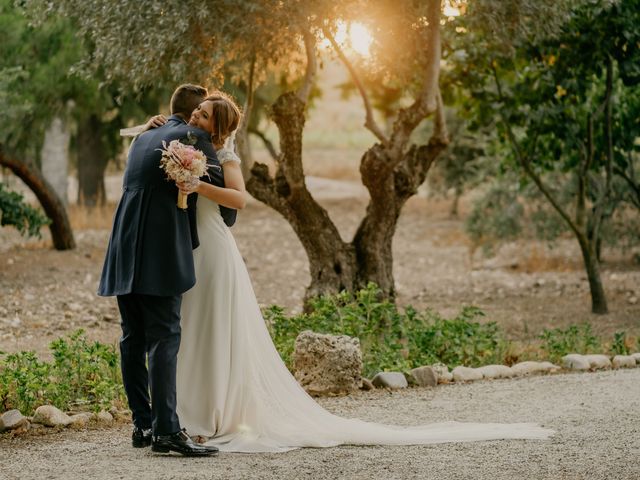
top-left (77, 115), bottom-right (108, 207)
top-left (246, 97), bottom-right (447, 302)
top-left (577, 235), bottom-right (608, 314)
top-left (246, 93), bottom-right (357, 301)
top-left (0, 149), bottom-right (76, 250)
top-left (40, 116), bottom-right (70, 206)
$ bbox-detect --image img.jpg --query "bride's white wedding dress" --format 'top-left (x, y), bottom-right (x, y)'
top-left (176, 154), bottom-right (553, 453)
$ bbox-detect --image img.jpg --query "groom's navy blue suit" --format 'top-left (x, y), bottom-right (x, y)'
top-left (98, 115), bottom-right (236, 435)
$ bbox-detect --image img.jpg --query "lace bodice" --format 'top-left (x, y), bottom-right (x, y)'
top-left (216, 148), bottom-right (241, 165)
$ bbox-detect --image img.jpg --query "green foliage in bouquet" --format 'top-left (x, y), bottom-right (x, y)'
top-left (265, 283), bottom-right (506, 378)
top-left (0, 183), bottom-right (49, 238)
top-left (0, 330), bottom-right (125, 415)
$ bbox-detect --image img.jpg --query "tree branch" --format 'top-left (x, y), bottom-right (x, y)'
top-left (389, 0), bottom-right (442, 155)
top-left (589, 56), bottom-right (615, 244)
top-left (432, 89), bottom-right (449, 144)
top-left (491, 65), bottom-right (582, 239)
top-left (0, 147), bottom-right (75, 250)
top-left (237, 52), bottom-right (256, 178)
top-left (248, 126), bottom-right (279, 161)
top-left (614, 162), bottom-right (640, 209)
top-left (577, 114), bottom-right (593, 230)
top-left (296, 29), bottom-right (317, 104)
top-left (322, 27), bottom-right (389, 145)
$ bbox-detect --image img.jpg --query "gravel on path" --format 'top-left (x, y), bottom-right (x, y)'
top-left (1, 369), bottom-right (639, 480)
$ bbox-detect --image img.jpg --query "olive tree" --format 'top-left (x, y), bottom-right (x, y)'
top-left (40, 0), bottom-right (449, 301)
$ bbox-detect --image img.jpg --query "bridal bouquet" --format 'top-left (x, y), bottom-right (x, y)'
top-left (158, 138), bottom-right (208, 209)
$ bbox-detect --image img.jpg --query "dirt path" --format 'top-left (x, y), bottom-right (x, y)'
top-left (1, 369), bottom-right (639, 480)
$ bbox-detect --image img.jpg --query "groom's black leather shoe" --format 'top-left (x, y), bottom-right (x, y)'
top-left (132, 427), bottom-right (152, 448)
top-left (151, 429), bottom-right (219, 456)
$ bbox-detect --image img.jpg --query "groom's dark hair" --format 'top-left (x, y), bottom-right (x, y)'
top-left (170, 84), bottom-right (208, 119)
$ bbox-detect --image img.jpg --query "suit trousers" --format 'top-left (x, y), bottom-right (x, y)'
top-left (117, 293), bottom-right (182, 435)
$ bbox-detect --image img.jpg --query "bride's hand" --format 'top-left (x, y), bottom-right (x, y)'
top-left (144, 114), bottom-right (167, 131)
top-left (176, 177), bottom-right (201, 194)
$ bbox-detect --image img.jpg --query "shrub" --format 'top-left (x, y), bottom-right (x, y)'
top-left (0, 330), bottom-right (125, 415)
top-left (0, 182), bottom-right (49, 238)
top-left (610, 331), bottom-right (630, 356)
top-left (538, 324), bottom-right (601, 362)
top-left (265, 283), bottom-right (505, 378)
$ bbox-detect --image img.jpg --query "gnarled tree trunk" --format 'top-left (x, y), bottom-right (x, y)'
top-left (0, 149), bottom-right (76, 250)
top-left (247, 93), bottom-right (358, 300)
top-left (246, 3), bottom-right (448, 303)
top-left (77, 115), bottom-right (108, 207)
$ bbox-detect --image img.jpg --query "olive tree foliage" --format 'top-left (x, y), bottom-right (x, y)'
top-left (41, 0), bottom-right (451, 302)
top-left (0, 0), bottom-right (78, 248)
top-left (450, 0), bottom-right (640, 314)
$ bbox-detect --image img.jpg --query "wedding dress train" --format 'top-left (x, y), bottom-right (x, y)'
top-left (176, 196), bottom-right (553, 453)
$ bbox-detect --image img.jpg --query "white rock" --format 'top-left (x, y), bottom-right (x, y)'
top-left (69, 413), bottom-right (93, 428)
top-left (612, 355), bottom-right (636, 369)
top-left (511, 361), bottom-right (544, 376)
top-left (584, 354), bottom-right (612, 370)
top-left (96, 411), bottom-right (114, 424)
top-left (0, 410), bottom-right (28, 432)
top-left (631, 353), bottom-right (640, 365)
top-left (371, 372), bottom-right (408, 389)
top-left (32, 405), bottom-right (72, 427)
top-left (409, 366), bottom-right (438, 387)
top-left (562, 354), bottom-right (590, 371)
top-left (293, 330), bottom-right (362, 396)
top-left (431, 364), bottom-right (453, 384)
top-left (538, 361), bottom-right (561, 373)
top-left (452, 366), bottom-right (483, 382)
top-left (476, 364), bottom-right (514, 379)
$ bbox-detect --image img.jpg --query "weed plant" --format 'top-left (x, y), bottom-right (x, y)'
top-left (538, 324), bottom-right (601, 362)
top-left (0, 330), bottom-right (125, 415)
top-left (265, 283), bottom-right (506, 378)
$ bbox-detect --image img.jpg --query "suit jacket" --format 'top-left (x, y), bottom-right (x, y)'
top-left (97, 115), bottom-right (236, 297)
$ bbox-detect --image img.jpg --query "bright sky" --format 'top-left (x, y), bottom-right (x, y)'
top-left (322, 21), bottom-right (373, 57)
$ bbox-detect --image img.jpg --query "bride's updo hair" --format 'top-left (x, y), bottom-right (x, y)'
top-left (204, 92), bottom-right (242, 146)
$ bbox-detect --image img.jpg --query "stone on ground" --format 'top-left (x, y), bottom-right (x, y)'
top-left (371, 372), bottom-right (408, 389)
top-left (69, 413), bottom-right (93, 429)
top-left (409, 366), bottom-right (438, 387)
top-left (562, 354), bottom-right (590, 371)
top-left (538, 361), bottom-right (561, 373)
top-left (631, 353), bottom-right (640, 365)
top-left (452, 366), bottom-right (483, 382)
top-left (431, 364), bottom-right (453, 384)
top-left (584, 354), bottom-right (612, 370)
top-left (0, 410), bottom-right (29, 432)
top-left (476, 364), bottom-right (514, 379)
top-left (612, 355), bottom-right (636, 369)
top-left (293, 330), bottom-right (362, 396)
top-left (108, 407), bottom-right (130, 422)
top-left (360, 378), bottom-right (374, 391)
top-left (510, 361), bottom-right (538, 376)
top-left (32, 405), bottom-right (72, 427)
top-left (96, 411), bottom-right (114, 424)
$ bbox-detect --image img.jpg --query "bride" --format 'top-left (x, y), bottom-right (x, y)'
top-left (174, 93), bottom-right (553, 453)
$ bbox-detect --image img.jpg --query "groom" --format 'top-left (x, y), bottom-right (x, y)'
top-left (98, 84), bottom-right (234, 456)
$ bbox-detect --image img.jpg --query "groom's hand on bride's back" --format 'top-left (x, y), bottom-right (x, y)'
top-left (143, 114), bottom-right (168, 132)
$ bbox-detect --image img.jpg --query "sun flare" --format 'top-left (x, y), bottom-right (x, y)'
top-left (349, 22), bottom-right (373, 57)
top-left (321, 21), bottom-right (373, 57)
